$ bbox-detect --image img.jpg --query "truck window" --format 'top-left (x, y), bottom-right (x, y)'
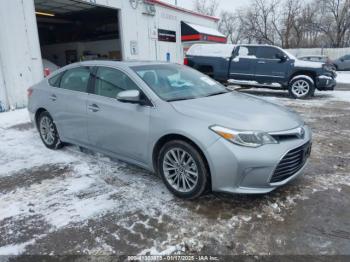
top-left (257, 47), bottom-right (285, 60)
top-left (235, 46), bottom-right (257, 58)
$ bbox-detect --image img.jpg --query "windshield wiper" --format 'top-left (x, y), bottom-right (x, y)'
top-left (167, 97), bottom-right (195, 102)
top-left (205, 91), bottom-right (229, 97)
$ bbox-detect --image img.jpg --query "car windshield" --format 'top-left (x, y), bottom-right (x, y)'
top-left (132, 64), bottom-right (228, 102)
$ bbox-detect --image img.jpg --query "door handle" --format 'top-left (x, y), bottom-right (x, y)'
top-left (258, 61), bottom-right (266, 64)
top-left (50, 94), bottom-right (57, 101)
top-left (88, 104), bottom-right (100, 112)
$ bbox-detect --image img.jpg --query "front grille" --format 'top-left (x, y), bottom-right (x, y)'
top-left (271, 142), bottom-right (312, 183)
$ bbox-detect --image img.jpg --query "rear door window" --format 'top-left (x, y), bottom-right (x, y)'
top-left (235, 46), bottom-right (257, 58)
top-left (256, 47), bottom-right (285, 60)
top-left (60, 67), bottom-right (91, 93)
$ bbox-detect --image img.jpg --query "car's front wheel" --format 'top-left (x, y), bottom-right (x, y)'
top-left (288, 76), bottom-right (315, 99)
top-left (38, 111), bottom-right (63, 150)
top-left (158, 140), bottom-right (208, 199)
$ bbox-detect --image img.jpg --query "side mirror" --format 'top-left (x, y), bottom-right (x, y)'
top-left (117, 90), bottom-right (141, 104)
top-left (276, 53), bottom-right (288, 62)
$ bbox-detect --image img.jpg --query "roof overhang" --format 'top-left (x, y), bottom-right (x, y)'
top-left (181, 22), bottom-right (227, 43)
top-left (146, 0), bottom-right (220, 21)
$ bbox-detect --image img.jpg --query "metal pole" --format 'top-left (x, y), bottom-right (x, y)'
top-left (175, 0), bottom-right (178, 5)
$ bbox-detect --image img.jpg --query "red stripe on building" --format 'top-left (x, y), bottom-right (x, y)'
top-left (181, 34), bottom-right (201, 41)
top-left (207, 35), bottom-right (227, 43)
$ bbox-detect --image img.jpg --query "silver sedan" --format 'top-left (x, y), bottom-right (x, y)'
top-left (28, 61), bottom-right (312, 199)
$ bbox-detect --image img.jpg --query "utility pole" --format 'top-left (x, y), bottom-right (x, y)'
top-left (175, 0), bottom-right (178, 5)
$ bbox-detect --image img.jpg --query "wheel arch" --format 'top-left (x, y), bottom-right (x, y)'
top-left (152, 133), bottom-right (212, 187)
top-left (289, 70), bottom-right (317, 83)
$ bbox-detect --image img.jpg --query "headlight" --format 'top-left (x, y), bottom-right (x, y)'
top-left (210, 125), bottom-right (278, 148)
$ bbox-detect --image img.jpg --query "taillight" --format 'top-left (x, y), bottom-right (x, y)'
top-left (184, 57), bottom-right (189, 65)
top-left (44, 68), bottom-right (51, 77)
top-left (27, 87), bottom-right (33, 97)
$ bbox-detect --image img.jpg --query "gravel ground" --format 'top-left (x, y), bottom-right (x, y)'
top-left (0, 89), bottom-right (349, 259)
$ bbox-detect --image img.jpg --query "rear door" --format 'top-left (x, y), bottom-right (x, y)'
top-left (48, 66), bottom-right (91, 144)
top-left (255, 46), bottom-right (291, 83)
top-left (87, 66), bottom-right (151, 164)
top-left (229, 46), bottom-right (258, 80)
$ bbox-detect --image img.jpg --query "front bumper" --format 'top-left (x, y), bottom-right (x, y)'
top-left (205, 126), bottom-right (312, 194)
top-left (316, 75), bottom-right (336, 91)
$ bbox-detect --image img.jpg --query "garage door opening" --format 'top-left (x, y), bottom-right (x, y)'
top-left (34, 0), bottom-right (122, 72)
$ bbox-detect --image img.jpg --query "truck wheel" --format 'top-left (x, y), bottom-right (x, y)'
top-left (288, 76), bottom-right (315, 99)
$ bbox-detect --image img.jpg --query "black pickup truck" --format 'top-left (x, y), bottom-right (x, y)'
top-left (184, 44), bottom-right (336, 99)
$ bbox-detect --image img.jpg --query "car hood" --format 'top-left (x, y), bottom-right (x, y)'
top-left (171, 92), bottom-right (303, 132)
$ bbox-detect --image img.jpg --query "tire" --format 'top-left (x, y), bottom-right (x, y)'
top-left (37, 111), bottom-right (63, 150)
top-left (288, 76), bottom-right (315, 99)
top-left (157, 140), bottom-right (208, 199)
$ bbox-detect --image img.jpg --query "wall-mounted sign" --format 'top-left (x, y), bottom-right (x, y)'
top-left (149, 28), bottom-right (158, 40)
top-left (158, 29), bottom-right (176, 43)
top-left (161, 13), bottom-right (177, 21)
top-left (130, 41), bottom-right (138, 55)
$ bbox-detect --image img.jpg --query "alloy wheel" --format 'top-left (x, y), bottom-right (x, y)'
top-left (291, 79), bottom-right (310, 98)
top-left (162, 148), bottom-right (199, 193)
top-left (39, 116), bottom-right (56, 146)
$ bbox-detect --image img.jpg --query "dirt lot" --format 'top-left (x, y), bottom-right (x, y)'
top-left (0, 90), bottom-right (349, 259)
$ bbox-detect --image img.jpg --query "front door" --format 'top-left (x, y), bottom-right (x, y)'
top-left (87, 66), bottom-right (151, 164)
top-left (255, 46), bottom-right (291, 84)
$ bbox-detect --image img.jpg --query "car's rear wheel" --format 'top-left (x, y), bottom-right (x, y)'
top-left (288, 77), bottom-right (315, 99)
top-left (158, 140), bottom-right (208, 199)
top-left (38, 111), bottom-right (63, 150)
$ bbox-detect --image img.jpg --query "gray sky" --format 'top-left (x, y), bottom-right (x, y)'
top-left (161, 0), bottom-right (252, 14)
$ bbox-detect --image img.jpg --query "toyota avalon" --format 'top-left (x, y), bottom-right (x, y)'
top-left (28, 61), bottom-right (312, 199)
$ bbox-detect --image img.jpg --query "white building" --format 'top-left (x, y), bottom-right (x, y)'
top-left (0, 0), bottom-right (226, 111)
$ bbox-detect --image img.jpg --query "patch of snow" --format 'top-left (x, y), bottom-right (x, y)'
top-left (184, 23), bottom-right (225, 38)
top-left (336, 71), bottom-right (350, 84)
top-left (232, 55), bottom-right (257, 62)
top-left (187, 44), bottom-right (235, 58)
top-left (0, 240), bottom-right (35, 255)
top-left (0, 127), bottom-right (77, 177)
top-left (0, 108), bottom-right (30, 129)
top-left (294, 59), bottom-right (323, 69)
top-left (228, 79), bottom-right (258, 85)
top-left (139, 244), bottom-right (183, 256)
top-left (318, 75), bottom-right (333, 80)
top-left (291, 75), bottom-right (315, 84)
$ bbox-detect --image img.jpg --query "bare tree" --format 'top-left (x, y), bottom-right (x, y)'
top-left (317, 0), bottom-right (350, 47)
top-left (193, 0), bottom-right (219, 16)
top-left (213, 0), bottom-right (350, 48)
top-left (219, 11), bottom-right (245, 44)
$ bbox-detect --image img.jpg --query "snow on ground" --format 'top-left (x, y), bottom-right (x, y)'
top-left (0, 108), bottom-right (30, 129)
top-left (336, 71), bottom-right (350, 84)
top-left (0, 94), bottom-right (350, 256)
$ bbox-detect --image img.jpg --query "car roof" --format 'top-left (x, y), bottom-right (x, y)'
top-left (66, 60), bottom-right (171, 69)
